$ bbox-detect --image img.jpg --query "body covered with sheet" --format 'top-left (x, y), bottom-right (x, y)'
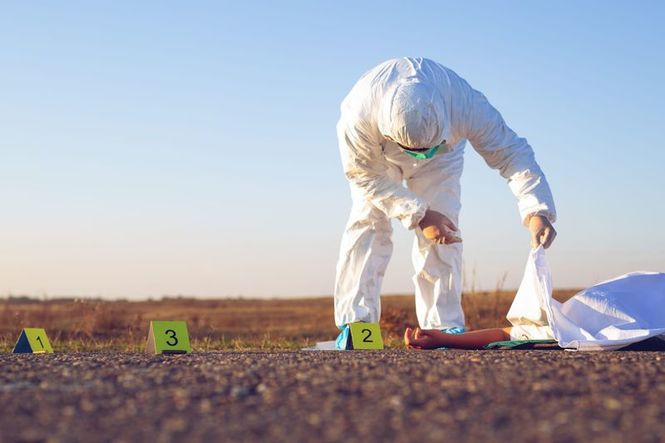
top-left (508, 247), bottom-right (665, 350)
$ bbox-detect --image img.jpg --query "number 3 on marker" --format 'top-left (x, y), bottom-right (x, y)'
top-left (165, 329), bottom-right (178, 346)
top-left (146, 321), bottom-right (191, 354)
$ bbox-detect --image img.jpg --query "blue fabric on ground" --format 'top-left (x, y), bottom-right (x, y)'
top-left (436, 326), bottom-right (466, 350)
top-left (442, 327), bottom-right (465, 334)
top-left (335, 324), bottom-right (350, 350)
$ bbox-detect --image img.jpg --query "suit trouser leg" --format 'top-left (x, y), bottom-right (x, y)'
top-left (334, 184), bottom-right (394, 326)
top-left (406, 154), bottom-right (465, 330)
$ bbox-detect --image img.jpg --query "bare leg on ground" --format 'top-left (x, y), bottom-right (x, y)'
top-left (404, 327), bottom-right (512, 350)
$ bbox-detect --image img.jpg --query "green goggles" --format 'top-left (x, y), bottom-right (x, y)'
top-left (399, 142), bottom-right (444, 160)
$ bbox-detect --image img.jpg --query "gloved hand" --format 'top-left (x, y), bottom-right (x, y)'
top-left (528, 214), bottom-right (556, 249)
top-left (418, 209), bottom-right (462, 245)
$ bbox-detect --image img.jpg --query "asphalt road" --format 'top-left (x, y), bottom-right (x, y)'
top-left (1, 350), bottom-right (664, 442)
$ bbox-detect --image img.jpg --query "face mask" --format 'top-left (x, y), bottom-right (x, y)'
top-left (400, 142), bottom-right (444, 160)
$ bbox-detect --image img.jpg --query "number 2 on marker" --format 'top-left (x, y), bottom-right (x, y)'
top-left (165, 329), bottom-right (178, 346)
top-left (348, 323), bottom-right (383, 349)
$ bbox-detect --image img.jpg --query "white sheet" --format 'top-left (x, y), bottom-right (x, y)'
top-left (508, 246), bottom-right (665, 350)
top-left (302, 340), bottom-right (339, 351)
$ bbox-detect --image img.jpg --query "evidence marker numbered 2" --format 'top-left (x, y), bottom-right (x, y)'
top-left (348, 322), bottom-right (384, 350)
top-left (145, 320), bottom-right (192, 355)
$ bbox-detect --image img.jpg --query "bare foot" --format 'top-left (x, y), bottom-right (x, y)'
top-left (404, 327), bottom-right (421, 349)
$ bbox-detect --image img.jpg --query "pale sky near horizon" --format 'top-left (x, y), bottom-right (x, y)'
top-left (1, 1), bottom-right (664, 299)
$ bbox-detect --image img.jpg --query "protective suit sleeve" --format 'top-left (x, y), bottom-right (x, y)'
top-left (337, 116), bottom-right (428, 229)
top-left (464, 87), bottom-right (557, 224)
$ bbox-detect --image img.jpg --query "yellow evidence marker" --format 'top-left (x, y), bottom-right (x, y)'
top-left (13, 328), bottom-right (54, 353)
top-left (348, 322), bottom-right (384, 350)
top-left (145, 320), bottom-right (192, 355)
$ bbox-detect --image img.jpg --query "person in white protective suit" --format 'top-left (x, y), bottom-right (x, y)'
top-left (334, 57), bottom-right (557, 348)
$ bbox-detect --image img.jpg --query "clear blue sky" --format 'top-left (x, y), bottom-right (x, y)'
top-left (1, 1), bottom-right (663, 298)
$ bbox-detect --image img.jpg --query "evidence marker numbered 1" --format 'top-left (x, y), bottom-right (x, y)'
top-left (13, 328), bottom-right (54, 354)
top-left (146, 320), bottom-right (192, 355)
top-left (348, 322), bottom-right (384, 350)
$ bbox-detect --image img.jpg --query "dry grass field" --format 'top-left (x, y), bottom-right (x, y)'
top-left (0, 289), bottom-right (579, 352)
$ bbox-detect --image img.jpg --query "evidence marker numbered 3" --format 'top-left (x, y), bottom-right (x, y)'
top-left (146, 320), bottom-right (192, 355)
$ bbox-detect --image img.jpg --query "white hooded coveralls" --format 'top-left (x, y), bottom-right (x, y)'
top-left (334, 57), bottom-right (556, 329)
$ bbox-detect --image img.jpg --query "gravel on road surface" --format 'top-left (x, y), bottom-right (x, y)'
top-left (1, 350), bottom-right (664, 442)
